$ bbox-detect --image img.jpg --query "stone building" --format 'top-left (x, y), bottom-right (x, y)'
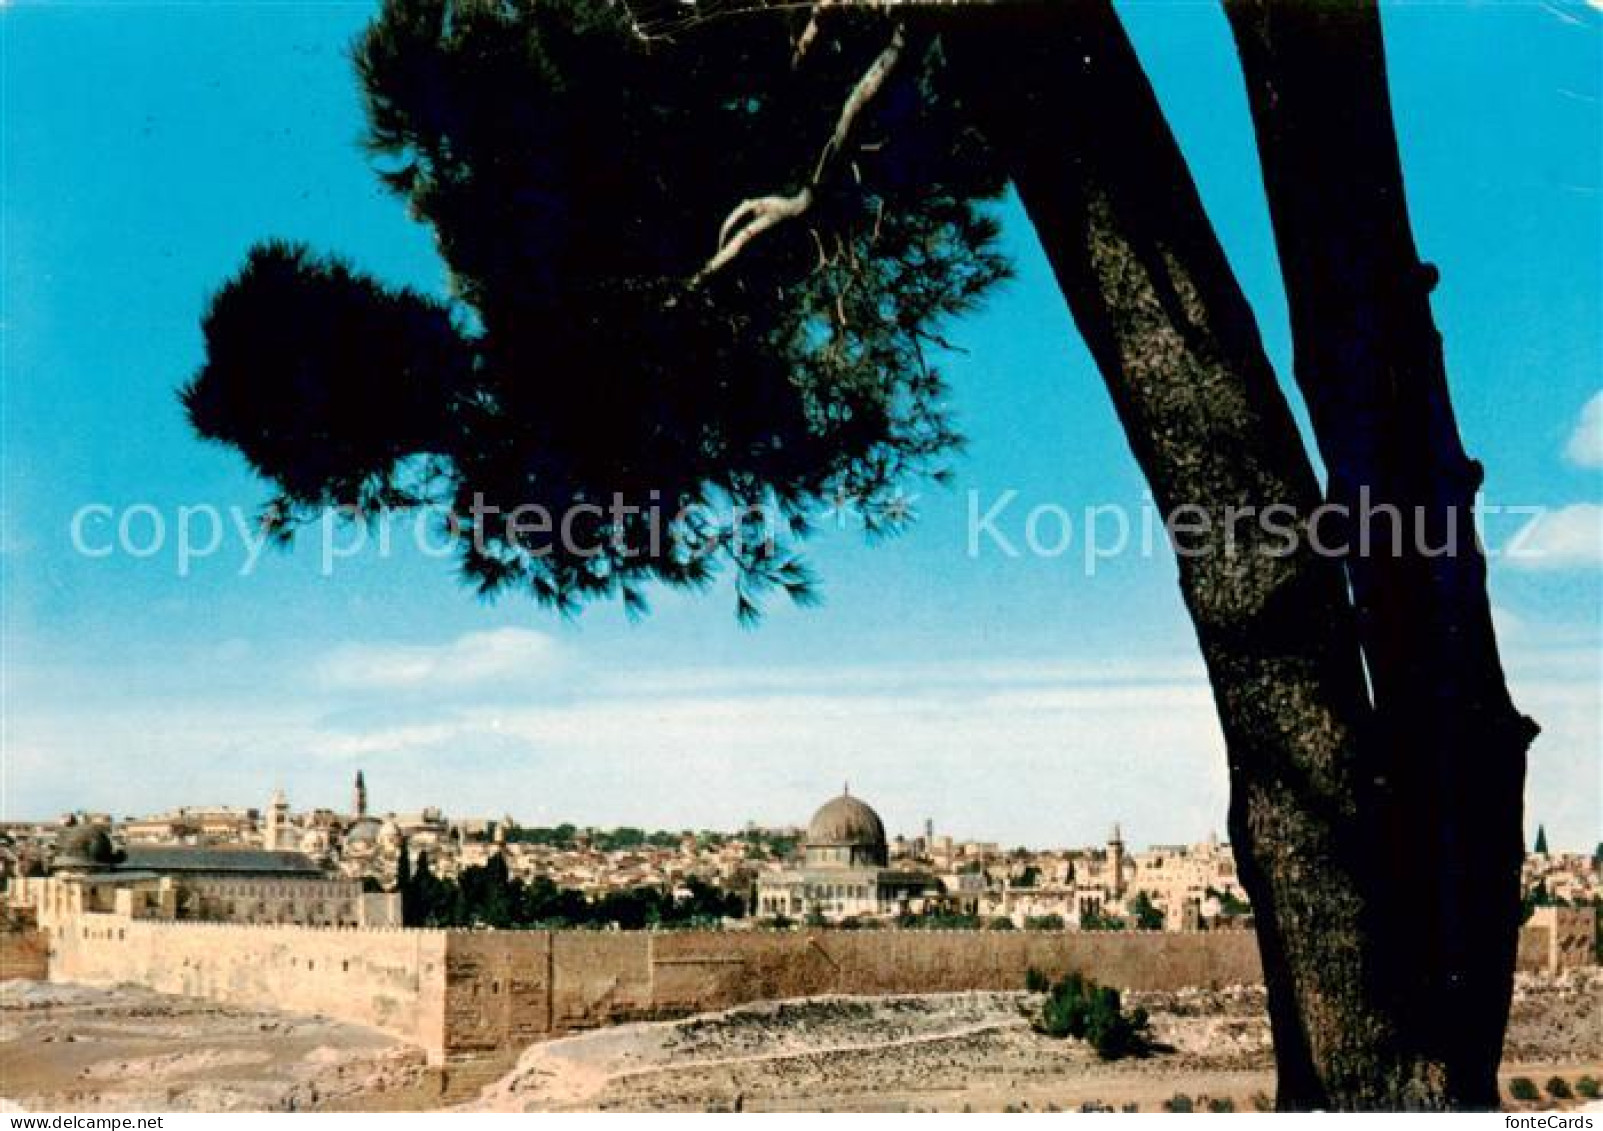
top-left (1127, 834), bottom-right (1246, 927)
top-left (755, 789), bottom-right (937, 921)
top-left (119, 805), bottom-right (256, 843)
top-left (18, 822), bottom-right (397, 930)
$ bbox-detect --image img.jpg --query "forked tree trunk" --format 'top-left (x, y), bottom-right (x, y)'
top-left (941, 0), bottom-right (1465, 1108)
top-left (1224, 0), bottom-right (1536, 1107)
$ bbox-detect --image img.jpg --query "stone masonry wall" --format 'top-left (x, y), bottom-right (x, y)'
top-left (47, 915), bottom-right (448, 1057)
top-left (648, 929), bottom-right (1266, 1010)
top-left (435, 928), bottom-right (1266, 1053)
top-left (444, 921), bottom-right (1584, 1054)
top-left (0, 918), bottom-right (47, 982)
top-left (1522, 905), bottom-right (1597, 973)
top-left (44, 915), bottom-right (1588, 1063)
top-left (442, 931), bottom-right (551, 1057)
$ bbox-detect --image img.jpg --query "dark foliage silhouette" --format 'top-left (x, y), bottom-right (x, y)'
top-left (182, 0), bottom-right (1007, 619)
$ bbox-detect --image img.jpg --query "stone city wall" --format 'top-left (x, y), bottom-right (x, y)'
top-left (441, 918), bottom-right (1591, 1055)
top-left (1520, 905), bottom-right (1597, 973)
top-left (647, 928), bottom-right (1266, 1010)
top-left (47, 915), bottom-right (448, 1056)
top-left (434, 928), bottom-right (1267, 1054)
top-left (0, 910), bottom-right (47, 981)
top-left (41, 915), bottom-right (1591, 1063)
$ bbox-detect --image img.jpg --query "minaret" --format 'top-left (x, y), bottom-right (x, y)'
top-left (266, 788), bottom-right (291, 850)
top-left (354, 770), bottom-right (368, 819)
top-left (1108, 823), bottom-right (1126, 900)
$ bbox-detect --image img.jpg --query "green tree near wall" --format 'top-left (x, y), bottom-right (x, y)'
top-left (1129, 891), bottom-right (1164, 932)
top-left (1034, 971), bottom-right (1151, 1060)
top-left (396, 852), bottom-right (744, 929)
top-left (1079, 910), bottom-right (1126, 933)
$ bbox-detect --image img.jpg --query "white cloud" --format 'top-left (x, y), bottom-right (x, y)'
top-left (1489, 603), bottom-right (1527, 644)
top-left (1565, 391), bottom-right (1603, 468)
top-left (1503, 648), bottom-right (1603, 852)
top-left (596, 656), bottom-right (1208, 700)
top-left (5, 646), bottom-right (1230, 842)
top-left (317, 627), bottom-right (562, 691)
top-left (266, 675), bottom-right (1230, 843)
top-left (9, 636), bottom-right (1597, 848)
top-left (316, 721), bottom-right (468, 759)
top-left (1504, 503), bottom-right (1603, 570)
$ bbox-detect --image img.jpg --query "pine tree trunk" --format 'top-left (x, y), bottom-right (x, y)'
top-left (942, 1), bottom-right (1461, 1107)
top-left (1224, 0), bottom-right (1536, 1107)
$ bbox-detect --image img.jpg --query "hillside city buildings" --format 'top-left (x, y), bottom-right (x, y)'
top-left (3, 773), bottom-right (1598, 933)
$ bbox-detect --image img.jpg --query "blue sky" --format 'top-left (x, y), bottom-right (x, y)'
top-left (2, 0), bottom-right (1599, 848)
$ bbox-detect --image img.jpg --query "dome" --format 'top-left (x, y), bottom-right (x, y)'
top-left (806, 791), bottom-right (887, 849)
top-left (53, 823), bottom-right (117, 871)
top-left (344, 817), bottom-right (382, 846)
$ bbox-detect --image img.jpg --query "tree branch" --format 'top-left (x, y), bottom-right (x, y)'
top-left (699, 188), bottom-right (815, 281)
top-left (691, 23), bottom-right (907, 285)
top-left (792, 0), bottom-right (833, 65)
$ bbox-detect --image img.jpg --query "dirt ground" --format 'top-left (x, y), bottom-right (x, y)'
top-left (4, 969), bottom-right (1598, 1113)
top-left (0, 980), bottom-right (432, 1112)
top-left (471, 970), bottom-right (1603, 1113)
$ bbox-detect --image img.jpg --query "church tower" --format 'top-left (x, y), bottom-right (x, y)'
top-left (354, 770), bottom-right (368, 819)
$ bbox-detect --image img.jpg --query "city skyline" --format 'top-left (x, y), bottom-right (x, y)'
top-left (4, 0), bottom-right (1600, 1114)
top-left (16, 770), bottom-right (1597, 855)
top-left (4, 2), bottom-right (1599, 849)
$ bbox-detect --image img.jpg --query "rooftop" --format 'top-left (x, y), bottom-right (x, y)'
top-left (119, 847), bottom-right (324, 876)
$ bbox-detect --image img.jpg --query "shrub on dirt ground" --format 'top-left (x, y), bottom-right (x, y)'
top-left (1208, 1097), bottom-right (1236, 1112)
top-left (1024, 967), bottom-right (1050, 993)
top-left (1509, 1078), bottom-right (1540, 1103)
top-left (1546, 1077), bottom-right (1573, 1100)
top-left (1251, 1091), bottom-right (1275, 1112)
top-left (1163, 1094), bottom-right (1194, 1113)
top-left (1121, 1103), bottom-right (1140, 1113)
top-left (1034, 971), bottom-right (1151, 1060)
top-left (1575, 1077), bottom-right (1599, 1100)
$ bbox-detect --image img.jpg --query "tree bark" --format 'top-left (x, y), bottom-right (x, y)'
top-left (939, 2), bottom-right (1447, 1108)
top-left (1223, 0), bottom-right (1537, 1108)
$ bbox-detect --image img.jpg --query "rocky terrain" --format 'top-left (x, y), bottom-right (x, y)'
top-left (472, 971), bottom-right (1603, 1113)
top-left (5, 970), bottom-right (1598, 1112)
top-left (0, 980), bottom-right (431, 1111)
